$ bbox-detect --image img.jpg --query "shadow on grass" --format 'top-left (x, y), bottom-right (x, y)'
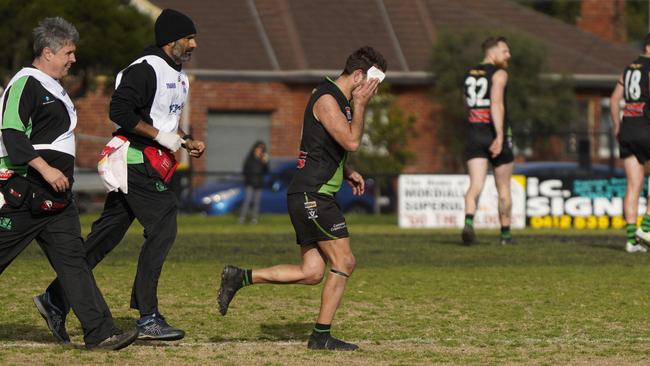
top-left (208, 322), bottom-right (311, 343)
top-left (0, 322), bottom-right (57, 342)
top-left (113, 316), bottom-right (137, 331)
top-left (259, 322), bottom-right (311, 341)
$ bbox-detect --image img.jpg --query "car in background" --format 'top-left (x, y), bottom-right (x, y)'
top-left (189, 159), bottom-right (376, 215)
top-left (513, 161), bottom-right (624, 179)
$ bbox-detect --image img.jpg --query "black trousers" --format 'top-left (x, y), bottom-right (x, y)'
top-left (0, 201), bottom-right (114, 346)
top-left (45, 163), bottom-right (178, 317)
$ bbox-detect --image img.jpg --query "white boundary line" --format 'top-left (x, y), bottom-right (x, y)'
top-left (2, 337), bottom-right (650, 349)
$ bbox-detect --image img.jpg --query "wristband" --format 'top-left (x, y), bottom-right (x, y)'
top-left (182, 134), bottom-right (193, 141)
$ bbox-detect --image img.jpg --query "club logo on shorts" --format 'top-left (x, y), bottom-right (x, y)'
top-left (154, 180), bottom-right (168, 192)
top-left (331, 222), bottom-right (346, 232)
top-left (0, 217), bottom-right (12, 231)
top-left (304, 200), bottom-right (318, 219)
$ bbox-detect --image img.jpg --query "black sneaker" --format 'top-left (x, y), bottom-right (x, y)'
top-left (88, 328), bottom-right (138, 350)
top-left (461, 224), bottom-right (476, 245)
top-left (136, 313), bottom-right (185, 341)
top-left (500, 236), bottom-right (515, 245)
top-left (217, 265), bottom-right (245, 316)
top-left (33, 293), bottom-right (70, 343)
top-left (307, 332), bottom-right (358, 351)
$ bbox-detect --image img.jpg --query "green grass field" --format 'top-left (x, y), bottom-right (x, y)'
top-left (1, 214), bottom-right (650, 365)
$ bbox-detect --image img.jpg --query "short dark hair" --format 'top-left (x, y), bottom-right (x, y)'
top-left (643, 33), bottom-right (650, 50)
top-left (482, 36), bottom-right (507, 53)
top-left (33, 17), bottom-right (78, 57)
top-left (342, 46), bottom-right (387, 75)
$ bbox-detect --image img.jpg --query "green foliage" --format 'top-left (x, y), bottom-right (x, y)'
top-left (625, 0), bottom-right (650, 43)
top-left (515, 0), bottom-right (580, 24)
top-left (431, 29), bottom-right (576, 169)
top-left (0, 0), bottom-right (153, 86)
top-left (517, 0), bottom-right (649, 45)
top-left (349, 84), bottom-right (416, 175)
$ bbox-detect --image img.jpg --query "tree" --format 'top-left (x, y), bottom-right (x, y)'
top-left (431, 29), bottom-right (576, 170)
top-left (348, 84), bottom-right (416, 176)
top-left (516, 0), bottom-right (649, 44)
top-left (0, 0), bottom-right (153, 90)
top-left (347, 84), bottom-right (416, 214)
top-left (515, 0), bottom-right (580, 25)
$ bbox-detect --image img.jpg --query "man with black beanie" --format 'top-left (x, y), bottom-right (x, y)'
top-left (34, 8), bottom-right (205, 342)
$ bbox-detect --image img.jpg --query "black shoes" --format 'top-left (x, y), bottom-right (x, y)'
top-left (33, 293), bottom-right (70, 343)
top-left (136, 312), bottom-right (185, 341)
top-left (88, 328), bottom-right (138, 350)
top-left (307, 333), bottom-right (358, 351)
top-left (461, 224), bottom-right (476, 245)
top-left (217, 265), bottom-right (245, 316)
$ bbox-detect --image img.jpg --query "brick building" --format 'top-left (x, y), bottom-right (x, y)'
top-left (73, 0), bottom-right (638, 177)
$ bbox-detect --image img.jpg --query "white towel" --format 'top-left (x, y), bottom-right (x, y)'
top-left (98, 136), bottom-right (129, 194)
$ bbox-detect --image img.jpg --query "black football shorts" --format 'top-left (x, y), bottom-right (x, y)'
top-left (287, 192), bottom-right (349, 245)
top-left (619, 119), bottom-right (650, 163)
top-left (464, 129), bottom-right (514, 167)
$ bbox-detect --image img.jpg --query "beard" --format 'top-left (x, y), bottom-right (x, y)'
top-left (495, 59), bottom-right (509, 69)
top-left (171, 42), bottom-right (193, 63)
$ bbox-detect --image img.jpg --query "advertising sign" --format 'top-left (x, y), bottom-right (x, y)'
top-left (525, 177), bottom-right (647, 229)
top-left (398, 174), bottom-right (526, 228)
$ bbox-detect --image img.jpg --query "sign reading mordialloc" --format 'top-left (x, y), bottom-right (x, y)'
top-left (398, 175), bottom-right (526, 229)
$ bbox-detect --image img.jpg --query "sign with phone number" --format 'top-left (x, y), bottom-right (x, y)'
top-left (398, 175), bottom-right (648, 229)
top-left (525, 176), bottom-right (647, 229)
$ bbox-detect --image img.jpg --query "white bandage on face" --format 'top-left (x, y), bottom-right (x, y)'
top-left (366, 66), bottom-right (385, 82)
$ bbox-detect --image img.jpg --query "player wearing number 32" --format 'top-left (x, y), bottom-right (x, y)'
top-left (461, 36), bottom-right (513, 246)
top-left (610, 33), bottom-right (650, 253)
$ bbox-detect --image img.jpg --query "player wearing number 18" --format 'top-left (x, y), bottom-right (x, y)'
top-left (461, 36), bottom-right (513, 245)
top-left (610, 33), bottom-right (650, 253)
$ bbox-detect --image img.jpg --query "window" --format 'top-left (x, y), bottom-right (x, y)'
top-left (206, 112), bottom-right (271, 173)
top-left (598, 98), bottom-right (619, 159)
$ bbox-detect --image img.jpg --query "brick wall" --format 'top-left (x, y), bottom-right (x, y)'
top-left (73, 80), bottom-right (443, 174)
top-left (392, 85), bottom-right (442, 173)
top-left (577, 0), bottom-right (626, 43)
top-left (74, 88), bottom-right (114, 168)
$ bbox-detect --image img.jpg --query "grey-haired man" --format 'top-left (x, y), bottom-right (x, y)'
top-left (0, 17), bottom-right (137, 350)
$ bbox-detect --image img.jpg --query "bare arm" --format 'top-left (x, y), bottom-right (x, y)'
top-left (610, 75), bottom-right (624, 138)
top-left (130, 120), bottom-right (160, 139)
top-left (177, 127), bottom-right (206, 158)
top-left (489, 69), bottom-right (508, 157)
top-left (343, 165), bottom-right (365, 195)
top-left (313, 78), bottom-right (379, 152)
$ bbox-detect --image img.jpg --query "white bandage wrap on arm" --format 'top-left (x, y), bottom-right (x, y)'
top-left (154, 130), bottom-right (183, 152)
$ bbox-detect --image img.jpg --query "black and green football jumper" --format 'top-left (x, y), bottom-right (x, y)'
top-left (287, 77), bottom-right (350, 245)
top-left (619, 55), bottom-right (650, 163)
top-left (0, 72), bottom-right (115, 346)
top-left (463, 63), bottom-right (513, 167)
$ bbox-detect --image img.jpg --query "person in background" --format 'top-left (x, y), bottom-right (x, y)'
top-left (610, 33), bottom-right (650, 253)
top-left (461, 36), bottom-right (514, 246)
top-left (239, 141), bottom-right (269, 224)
